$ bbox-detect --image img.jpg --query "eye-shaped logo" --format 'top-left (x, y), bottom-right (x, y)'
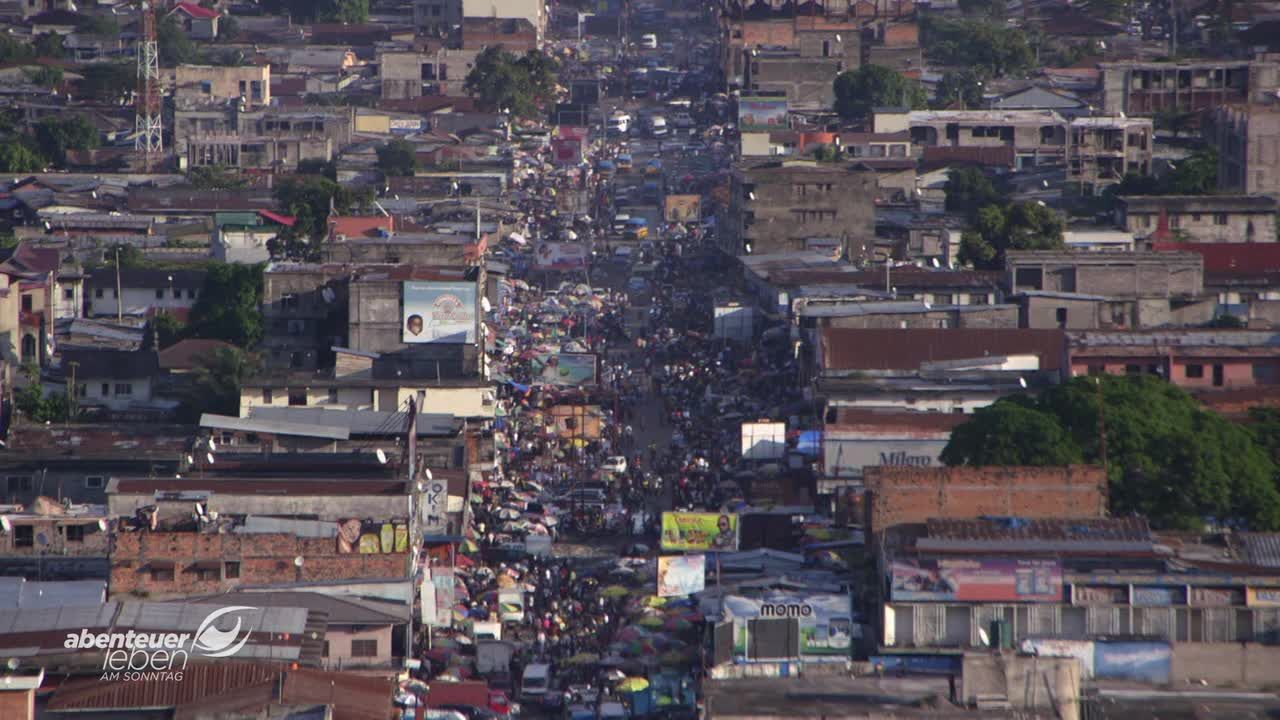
top-left (191, 606), bottom-right (257, 658)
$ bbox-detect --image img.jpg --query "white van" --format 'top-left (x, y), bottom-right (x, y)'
top-left (640, 33), bottom-right (658, 49)
top-left (649, 115), bottom-right (668, 137)
top-left (520, 663), bottom-right (553, 703)
top-left (607, 112), bottom-right (631, 135)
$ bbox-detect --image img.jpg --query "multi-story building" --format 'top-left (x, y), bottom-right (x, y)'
top-left (174, 64), bottom-right (271, 108)
top-left (1206, 102), bottom-right (1280, 197)
top-left (1118, 195), bottom-right (1278, 244)
top-left (724, 159), bottom-right (877, 259)
top-left (1067, 116), bottom-right (1154, 195)
top-left (1067, 329), bottom-right (1280, 388)
top-left (875, 109), bottom-right (1068, 170)
top-left (1099, 59), bottom-right (1280, 116)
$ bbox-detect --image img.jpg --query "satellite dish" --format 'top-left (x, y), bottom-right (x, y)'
top-left (376, 448), bottom-right (388, 464)
top-left (293, 555), bottom-right (304, 567)
top-left (425, 468), bottom-right (433, 481)
top-left (481, 296), bottom-right (492, 313)
top-left (186, 454), bottom-right (194, 465)
top-left (193, 502), bottom-right (205, 517)
top-left (1019, 377), bottom-right (1028, 389)
top-left (97, 519), bottom-right (107, 532)
top-left (321, 287), bottom-right (336, 304)
top-left (978, 627), bottom-right (991, 647)
top-left (207, 439), bottom-right (217, 452)
top-left (206, 453), bottom-right (215, 465)
top-left (0, 517), bottom-right (10, 533)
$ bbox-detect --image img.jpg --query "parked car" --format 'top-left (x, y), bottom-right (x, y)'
top-left (602, 456), bottom-right (628, 473)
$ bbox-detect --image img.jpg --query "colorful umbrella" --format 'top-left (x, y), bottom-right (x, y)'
top-left (617, 677), bottom-right (649, 693)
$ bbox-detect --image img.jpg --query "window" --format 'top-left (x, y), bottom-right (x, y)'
top-left (1125, 364), bottom-right (1142, 375)
top-left (172, 288), bottom-right (181, 299)
top-left (193, 564), bottom-right (220, 581)
top-left (224, 561), bottom-right (241, 579)
top-left (7, 476), bottom-right (32, 493)
top-left (84, 476), bottom-right (104, 489)
top-left (101, 383), bottom-right (110, 396)
top-left (63, 288), bottom-right (73, 300)
top-left (1215, 213), bottom-right (1229, 225)
top-left (200, 80), bottom-right (212, 94)
top-left (328, 388), bottom-right (339, 404)
top-left (1088, 364), bottom-right (1106, 375)
top-left (322, 641), bottom-right (331, 657)
top-left (21, 295), bottom-right (31, 312)
top-left (14, 525), bottom-right (33, 548)
top-left (1186, 364), bottom-right (1204, 378)
top-left (351, 639), bottom-right (378, 657)
top-left (114, 383), bottom-right (133, 396)
top-left (1170, 215), bottom-right (1182, 229)
top-left (238, 80), bottom-right (247, 96)
top-left (65, 524), bottom-right (85, 543)
top-left (155, 289), bottom-right (164, 299)
top-left (1056, 308), bottom-right (1068, 328)
top-left (1192, 213), bottom-right (1202, 222)
top-left (1213, 364), bottom-right (1225, 387)
top-left (151, 565), bottom-right (175, 581)
top-left (969, 293), bottom-right (989, 305)
top-left (95, 288), bottom-right (104, 298)
top-left (288, 388), bottom-right (307, 406)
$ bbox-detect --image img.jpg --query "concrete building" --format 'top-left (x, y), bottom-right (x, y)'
top-left (1119, 195), bottom-right (1278, 244)
top-left (461, 0), bottom-right (545, 41)
top-left (84, 267), bottom-right (205, 319)
top-left (414, 0), bottom-right (463, 35)
top-left (1207, 102), bottom-right (1280, 197)
top-left (724, 159), bottom-right (877, 259)
top-left (379, 49), bottom-right (479, 99)
top-left (875, 109), bottom-right (1068, 170)
top-left (1067, 116), bottom-right (1153, 195)
top-left (1100, 59), bottom-right (1280, 116)
top-left (61, 349), bottom-right (163, 414)
top-left (0, 498), bottom-right (110, 566)
top-left (1067, 329), bottom-right (1280, 389)
top-left (174, 64), bottom-right (271, 108)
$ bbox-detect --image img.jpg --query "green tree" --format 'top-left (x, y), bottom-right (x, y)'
top-left (1170, 148), bottom-right (1218, 195)
top-left (464, 46), bottom-right (559, 119)
top-left (76, 63), bottom-right (135, 100)
top-left (958, 200), bottom-right (1064, 269)
top-left (76, 14), bottom-right (121, 37)
top-left (151, 312), bottom-right (187, 349)
top-left (318, 0), bottom-right (369, 23)
top-left (270, 175), bottom-right (359, 260)
top-left (941, 401), bottom-right (1083, 467)
top-left (296, 158), bottom-right (337, 179)
top-left (810, 143), bottom-right (843, 162)
top-left (944, 375), bottom-right (1280, 530)
top-left (188, 263), bottom-right (264, 347)
top-left (0, 35), bottom-right (35, 64)
top-left (189, 165), bottom-right (248, 191)
top-left (944, 167), bottom-right (1004, 215)
top-left (833, 65), bottom-right (927, 122)
top-left (32, 33), bottom-right (66, 59)
top-left (158, 16), bottom-right (198, 66)
top-left (24, 66), bottom-right (63, 88)
top-left (935, 69), bottom-right (985, 109)
top-left (376, 138), bottom-right (418, 177)
top-left (958, 0), bottom-right (1003, 15)
top-left (923, 17), bottom-right (1035, 77)
top-left (187, 347), bottom-right (260, 418)
top-left (0, 142), bottom-right (45, 173)
top-left (1078, 0), bottom-right (1129, 21)
top-left (105, 243), bottom-right (147, 269)
top-left (14, 365), bottom-right (70, 423)
top-left (33, 115), bottom-right (100, 166)
top-left (218, 16), bottom-right (240, 42)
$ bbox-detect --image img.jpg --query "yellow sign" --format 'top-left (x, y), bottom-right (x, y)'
top-left (664, 194), bottom-right (702, 223)
top-left (1246, 587), bottom-right (1280, 607)
top-left (660, 512), bottom-right (739, 551)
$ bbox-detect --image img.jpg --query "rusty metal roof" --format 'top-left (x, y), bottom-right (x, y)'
top-left (1242, 533), bottom-right (1280, 568)
top-left (821, 327), bottom-right (1066, 371)
top-left (926, 517), bottom-right (1152, 543)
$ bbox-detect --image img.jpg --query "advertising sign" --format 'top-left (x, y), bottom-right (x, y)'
top-left (422, 478), bottom-right (448, 534)
top-left (661, 512), bottom-right (739, 551)
top-left (403, 281), bottom-right (476, 344)
top-left (664, 194), bottom-right (702, 223)
top-left (1019, 639), bottom-right (1095, 678)
top-left (532, 353), bottom-right (597, 386)
top-left (824, 437), bottom-right (946, 479)
top-left (738, 96), bottom-right (788, 132)
top-left (430, 568), bottom-right (455, 628)
top-left (890, 559), bottom-right (1063, 603)
top-left (1133, 586), bottom-right (1183, 606)
top-left (1093, 641), bottom-right (1171, 684)
top-left (533, 241), bottom-right (589, 270)
top-left (1247, 587), bottom-right (1280, 607)
top-left (740, 421), bottom-right (786, 461)
top-left (723, 592), bottom-right (854, 659)
top-left (657, 554), bottom-right (706, 597)
top-left (551, 137), bottom-right (585, 165)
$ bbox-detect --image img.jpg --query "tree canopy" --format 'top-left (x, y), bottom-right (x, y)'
top-left (942, 375), bottom-right (1280, 531)
top-left (158, 16), bottom-right (198, 66)
top-left (376, 138), bottom-right (418, 177)
top-left (923, 17), bottom-right (1035, 77)
top-left (187, 263), bottom-right (265, 348)
top-left (464, 47), bottom-right (559, 119)
top-left (957, 200), bottom-right (1064, 269)
top-left (833, 65), bottom-right (927, 122)
top-left (935, 69), bottom-right (986, 109)
top-left (261, 0), bottom-right (369, 23)
top-left (269, 176), bottom-right (372, 261)
top-left (33, 115), bottom-right (100, 166)
top-left (943, 167), bottom-right (1005, 215)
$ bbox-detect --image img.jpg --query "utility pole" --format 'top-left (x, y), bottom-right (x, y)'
top-left (114, 247), bottom-right (123, 324)
top-left (67, 361), bottom-right (78, 424)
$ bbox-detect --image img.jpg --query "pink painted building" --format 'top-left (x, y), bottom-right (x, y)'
top-left (1067, 329), bottom-right (1280, 389)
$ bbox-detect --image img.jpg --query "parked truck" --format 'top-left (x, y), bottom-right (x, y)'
top-left (476, 639), bottom-right (518, 690)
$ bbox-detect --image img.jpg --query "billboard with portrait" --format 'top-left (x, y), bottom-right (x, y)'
top-left (533, 241), bottom-right (589, 270)
top-left (661, 512), bottom-right (739, 551)
top-left (403, 281), bottom-right (476, 344)
top-left (738, 96), bottom-right (788, 132)
top-left (657, 554), bottom-right (706, 597)
top-left (890, 558), bottom-right (1063, 603)
top-left (531, 353), bottom-right (597, 386)
top-left (664, 194), bottom-right (702, 223)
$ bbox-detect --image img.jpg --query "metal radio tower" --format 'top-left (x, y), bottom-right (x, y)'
top-left (134, 1), bottom-right (162, 170)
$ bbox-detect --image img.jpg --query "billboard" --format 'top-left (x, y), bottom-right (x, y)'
top-left (738, 96), bottom-right (788, 132)
top-left (1093, 641), bottom-right (1171, 684)
top-left (890, 559), bottom-right (1063, 603)
top-left (532, 353), bottom-right (597, 386)
top-left (403, 281), bottom-right (476, 344)
top-left (713, 304), bottom-right (755, 342)
top-left (723, 592), bottom-right (854, 659)
top-left (533, 241), bottom-right (589, 270)
top-left (741, 421), bottom-right (786, 461)
top-left (664, 194), bottom-right (702, 223)
top-left (657, 554), bottom-right (706, 597)
top-left (661, 512), bottom-right (739, 551)
top-left (824, 437), bottom-right (947, 479)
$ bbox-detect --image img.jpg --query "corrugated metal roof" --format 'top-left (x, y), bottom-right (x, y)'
top-left (199, 412), bottom-right (351, 440)
top-left (926, 517), bottom-right (1151, 543)
top-left (1242, 533), bottom-right (1280, 568)
top-left (0, 579), bottom-right (104, 610)
top-left (248, 406), bottom-right (462, 436)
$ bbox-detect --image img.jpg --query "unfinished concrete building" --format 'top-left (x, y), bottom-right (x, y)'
top-left (1206, 102), bottom-right (1280, 198)
top-left (1099, 59), bottom-right (1280, 116)
top-left (1067, 116), bottom-right (1153, 195)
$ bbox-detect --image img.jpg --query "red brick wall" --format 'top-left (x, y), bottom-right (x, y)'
top-left (742, 22), bottom-right (796, 48)
top-left (110, 532), bottom-right (409, 599)
top-left (0, 689), bottom-right (34, 720)
top-left (864, 465), bottom-right (1108, 532)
